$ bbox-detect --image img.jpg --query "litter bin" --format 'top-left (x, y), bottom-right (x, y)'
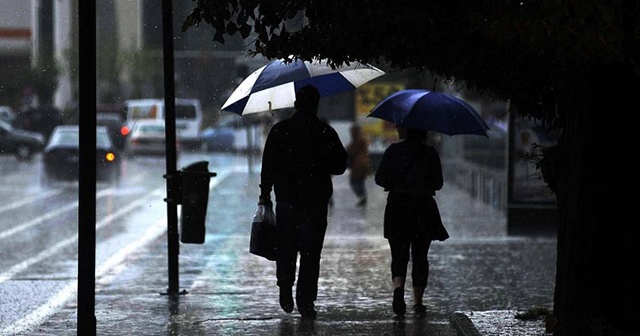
top-left (178, 161), bottom-right (216, 244)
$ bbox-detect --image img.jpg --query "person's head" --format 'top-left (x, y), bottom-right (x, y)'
top-left (350, 123), bottom-right (362, 138)
top-left (396, 124), bottom-right (428, 141)
top-left (294, 85), bottom-right (320, 114)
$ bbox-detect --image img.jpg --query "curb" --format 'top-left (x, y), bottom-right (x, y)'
top-left (450, 312), bottom-right (483, 336)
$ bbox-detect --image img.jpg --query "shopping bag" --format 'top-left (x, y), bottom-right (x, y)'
top-left (249, 204), bottom-right (277, 261)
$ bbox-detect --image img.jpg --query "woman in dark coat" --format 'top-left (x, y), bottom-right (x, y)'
top-left (374, 126), bottom-right (449, 317)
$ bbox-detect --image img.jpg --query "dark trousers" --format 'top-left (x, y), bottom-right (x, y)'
top-left (349, 176), bottom-right (367, 199)
top-left (275, 202), bottom-right (328, 305)
top-left (388, 236), bottom-right (432, 288)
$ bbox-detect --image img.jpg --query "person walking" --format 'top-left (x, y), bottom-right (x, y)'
top-left (346, 123), bottom-right (372, 207)
top-left (258, 84), bottom-right (348, 319)
top-left (374, 125), bottom-right (449, 318)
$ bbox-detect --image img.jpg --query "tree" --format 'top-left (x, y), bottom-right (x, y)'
top-left (122, 48), bottom-right (164, 99)
top-left (96, 0), bottom-right (121, 103)
top-left (182, 1), bottom-right (639, 335)
top-left (27, 56), bottom-right (59, 107)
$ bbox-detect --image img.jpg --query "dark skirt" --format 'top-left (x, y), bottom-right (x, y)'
top-left (383, 192), bottom-right (449, 241)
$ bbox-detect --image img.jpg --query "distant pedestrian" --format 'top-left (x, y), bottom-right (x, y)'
top-left (346, 123), bottom-right (372, 207)
top-left (374, 125), bottom-right (449, 318)
top-left (258, 84), bottom-right (348, 319)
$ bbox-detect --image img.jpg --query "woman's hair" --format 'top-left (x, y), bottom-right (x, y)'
top-left (405, 127), bottom-right (428, 141)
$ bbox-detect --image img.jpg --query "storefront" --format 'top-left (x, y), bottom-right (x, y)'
top-left (507, 115), bottom-right (558, 235)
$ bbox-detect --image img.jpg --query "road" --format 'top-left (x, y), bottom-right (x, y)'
top-left (0, 151), bottom-right (251, 333)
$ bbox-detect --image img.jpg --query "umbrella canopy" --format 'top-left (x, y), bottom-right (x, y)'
top-left (367, 89), bottom-right (490, 137)
top-left (222, 58), bottom-right (385, 115)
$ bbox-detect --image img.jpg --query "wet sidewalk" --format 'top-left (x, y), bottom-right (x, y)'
top-left (28, 166), bottom-right (555, 336)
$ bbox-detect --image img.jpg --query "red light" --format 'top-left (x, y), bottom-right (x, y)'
top-left (120, 126), bottom-right (130, 136)
top-left (105, 152), bottom-right (116, 162)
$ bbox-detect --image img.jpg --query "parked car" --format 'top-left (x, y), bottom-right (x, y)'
top-left (96, 112), bottom-right (129, 150)
top-left (126, 119), bottom-right (176, 157)
top-left (200, 114), bottom-right (253, 152)
top-left (125, 98), bottom-right (203, 149)
top-left (199, 123), bottom-right (235, 152)
top-left (0, 119), bottom-right (46, 161)
top-left (12, 105), bottom-right (64, 141)
top-left (40, 125), bottom-right (122, 186)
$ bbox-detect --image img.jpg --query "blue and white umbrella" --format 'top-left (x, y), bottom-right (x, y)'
top-left (221, 58), bottom-right (385, 115)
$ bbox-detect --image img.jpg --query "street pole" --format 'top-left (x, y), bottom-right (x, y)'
top-left (247, 125), bottom-right (254, 174)
top-left (77, 0), bottom-right (97, 334)
top-left (161, 0), bottom-right (183, 296)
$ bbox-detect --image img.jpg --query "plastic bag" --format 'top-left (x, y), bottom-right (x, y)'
top-left (249, 204), bottom-right (277, 260)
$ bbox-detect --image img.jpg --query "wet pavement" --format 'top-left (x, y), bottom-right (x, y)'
top-left (24, 162), bottom-right (556, 335)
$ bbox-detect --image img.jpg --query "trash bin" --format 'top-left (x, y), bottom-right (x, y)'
top-left (179, 161), bottom-right (216, 244)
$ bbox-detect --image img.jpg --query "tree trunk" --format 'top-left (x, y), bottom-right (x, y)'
top-left (552, 67), bottom-right (638, 335)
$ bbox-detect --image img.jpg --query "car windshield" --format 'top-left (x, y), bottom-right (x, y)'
top-left (50, 129), bottom-right (78, 146)
top-left (49, 127), bottom-right (112, 147)
top-left (96, 130), bottom-right (112, 147)
top-left (138, 124), bottom-right (164, 134)
top-left (175, 104), bottom-right (196, 119)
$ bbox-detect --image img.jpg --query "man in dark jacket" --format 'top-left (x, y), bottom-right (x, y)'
top-left (258, 85), bottom-right (348, 319)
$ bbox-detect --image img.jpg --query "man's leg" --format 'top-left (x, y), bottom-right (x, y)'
top-left (275, 203), bottom-right (298, 313)
top-left (295, 204), bottom-right (328, 318)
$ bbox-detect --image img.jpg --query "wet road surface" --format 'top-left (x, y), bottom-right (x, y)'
top-left (15, 161), bottom-right (556, 335)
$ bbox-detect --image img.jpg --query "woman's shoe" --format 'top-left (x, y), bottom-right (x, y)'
top-left (413, 304), bottom-right (427, 318)
top-left (392, 287), bottom-right (406, 316)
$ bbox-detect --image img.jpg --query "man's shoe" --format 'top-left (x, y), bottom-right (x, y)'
top-left (392, 287), bottom-right (406, 316)
top-left (297, 300), bottom-right (317, 320)
top-left (298, 306), bottom-right (317, 320)
top-left (279, 287), bottom-right (294, 313)
top-left (413, 304), bottom-right (427, 318)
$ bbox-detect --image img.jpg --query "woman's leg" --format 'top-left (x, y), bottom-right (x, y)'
top-left (389, 238), bottom-right (410, 316)
top-left (410, 238), bottom-right (432, 316)
top-left (349, 177), bottom-right (365, 206)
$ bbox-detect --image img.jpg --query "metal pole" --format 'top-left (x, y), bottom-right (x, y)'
top-left (246, 124), bottom-right (254, 174)
top-left (161, 0), bottom-right (183, 296)
top-left (77, 0), bottom-right (97, 333)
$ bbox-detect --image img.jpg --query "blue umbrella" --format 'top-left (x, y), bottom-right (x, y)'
top-left (222, 58), bottom-right (385, 115)
top-left (367, 89), bottom-right (490, 137)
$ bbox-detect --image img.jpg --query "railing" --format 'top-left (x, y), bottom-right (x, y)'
top-left (442, 159), bottom-right (507, 212)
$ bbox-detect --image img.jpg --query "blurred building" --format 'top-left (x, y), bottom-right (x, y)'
top-left (0, 1), bottom-right (43, 109)
top-left (0, 2), bottom-right (32, 58)
top-left (0, 0), bottom-right (262, 115)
